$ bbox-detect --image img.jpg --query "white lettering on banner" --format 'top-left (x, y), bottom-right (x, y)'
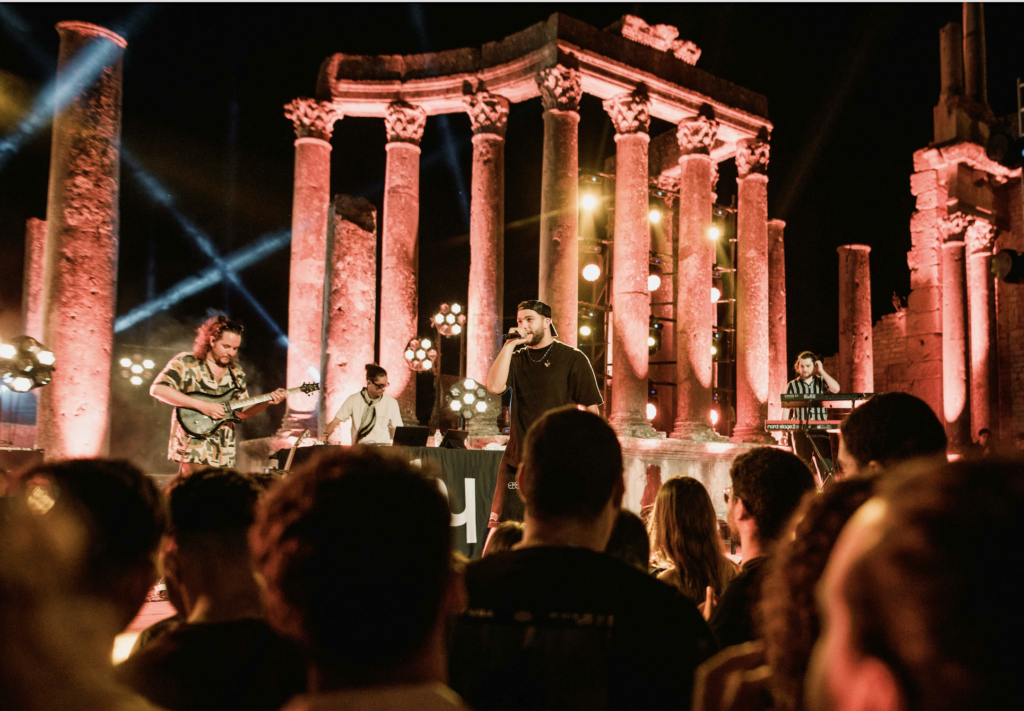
top-left (436, 477), bottom-right (477, 544)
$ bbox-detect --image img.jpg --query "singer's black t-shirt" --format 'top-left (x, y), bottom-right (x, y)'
top-left (502, 341), bottom-right (603, 467)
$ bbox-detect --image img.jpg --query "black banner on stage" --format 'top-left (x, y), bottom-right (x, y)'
top-left (393, 446), bottom-right (502, 559)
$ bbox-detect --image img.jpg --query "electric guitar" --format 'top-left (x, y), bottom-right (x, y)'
top-left (283, 429), bottom-right (312, 473)
top-left (177, 382), bottom-right (319, 438)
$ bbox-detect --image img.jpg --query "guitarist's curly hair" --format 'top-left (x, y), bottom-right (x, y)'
top-left (193, 314), bottom-right (244, 360)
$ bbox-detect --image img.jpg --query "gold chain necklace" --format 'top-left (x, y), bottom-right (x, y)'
top-left (526, 341), bottom-right (556, 365)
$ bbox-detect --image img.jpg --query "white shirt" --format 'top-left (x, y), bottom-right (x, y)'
top-left (328, 391), bottom-right (403, 445)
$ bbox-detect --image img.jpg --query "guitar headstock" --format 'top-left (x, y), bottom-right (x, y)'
top-left (300, 382), bottom-right (320, 394)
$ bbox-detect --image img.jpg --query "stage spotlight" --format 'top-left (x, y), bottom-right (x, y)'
top-left (648, 336), bottom-right (657, 348)
top-left (142, 359), bottom-right (155, 370)
top-left (0, 336), bottom-right (55, 393)
top-left (581, 255), bottom-right (602, 282)
top-left (447, 378), bottom-right (492, 421)
top-left (648, 260), bottom-right (663, 292)
top-left (580, 193), bottom-right (598, 211)
top-left (129, 375), bottom-right (143, 386)
top-left (711, 287), bottom-right (721, 303)
top-left (648, 208), bottom-right (661, 224)
top-left (648, 319), bottom-right (663, 355)
top-left (432, 304), bottom-right (466, 337)
top-left (708, 226), bottom-right (721, 240)
top-left (711, 345), bottom-right (718, 356)
top-left (710, 409), bottom-right (720, 426)
top-left (646, 402), bottom-right (657, 420)
top-left (119, 357), bottom-right (132, 368)
top-left (130, 363), bottom-right (144, 374)
top-left (579, 323), bottom-right (593, 338)
top-left (405, 338), bottom-right (437, 372)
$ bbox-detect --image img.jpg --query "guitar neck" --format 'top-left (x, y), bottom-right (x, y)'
top-left (231, 385), bottom-right (306, 411)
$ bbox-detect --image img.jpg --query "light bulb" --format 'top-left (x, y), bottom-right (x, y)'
top-left (129, 376), bottom-right (143, 386)
top-left (131, 364), bottom-right (144, 374)
top-left (648, 273), bottom-right (661, 291)
top-left (464, 379), bottom-right (477, 390)
top-left (475, 400), bottom-right (487, 413)
top-left (422, 359), bottom-right (432, 370)
top-left (581, 193), bottom-right (597, 210)
top-left (648, 336), bottom-right (657, 347)
top-left (451, 304), bottom-right (461, 314)
top-left (0, 344), bottom-right (16, 359)
top-left (142, 359), bottom-right (154, 370)
top-left (648, 209), bottom-right (661, 223)
top-left (710, 409), bottom-right (720, 425)
top-left (405, 349), bottom-right (415, 360)
top-left (10, 377), bottom-right (33, 392)
top-left (580, 324), bottom-right (592, 337)
top-left (646, 403), bottom-right (657, 420)
top-left (451, 400), bottom-right (462, 411)
top-left (416, 349), bottom-right (426, 359)
top-left (711, 287), bottom-right (721, 303)
top-left (712, 345), bottom-right (718, 355)
top-left (582, 263), bottom-right (601, 282)
top-left (434, 313), bottom-right (445, 324)
top-left (446, 313), bottom-right (456, 324)
top-left (708, 226), bottom-right (721, 240)
top-left (451, 324), bottom-right (462, 335)
top-left (119, 357), bottom-right (132, 368)
top-left (463, 392), bottom-right (476, 405)
top-left (421, 339), bottom-right (432, 349)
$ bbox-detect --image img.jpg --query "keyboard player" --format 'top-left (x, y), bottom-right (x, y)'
top-left (785, 351), bottom-right (841, 471)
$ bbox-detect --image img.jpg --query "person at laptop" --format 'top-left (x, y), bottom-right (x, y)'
top-left (784, 351), bottom-right (840, 474)
top-left (323, 363), bottom-right (403, 445)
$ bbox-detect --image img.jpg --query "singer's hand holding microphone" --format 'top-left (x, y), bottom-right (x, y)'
top-left (503, 327), bottom-right (529, 346)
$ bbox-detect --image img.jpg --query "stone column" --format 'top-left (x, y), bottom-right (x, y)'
top-left (37, 22), bottom-right (126, 460)
top-left (966, 218), bottom-right (997, 436)
top-left (940, 214), bottom-right (970, 449)
top-left (672, 113), bottom-right (723, 441)
top-left (604, 89), bottom-right (657, 438)
top-left (320, 196), bottom-right (377, 444)
top-left (837, 245), bottom-right (874, 393)
top-left (731, 135), bottom-right (774, 443)
top-left (22, 218), bottom-right (47, 341)
top-left (651, 175), bottom-right (678, 432)
top-left (536, 65), bottom-right (581, 345)
top-left (767, 219), bottom-right (787, 423)
top-left (380, 100), bottom-right (426, 425)
top-left (281, 98), bottom-right (342, 433)
top-left (464, 91), bottom-right (508, 436)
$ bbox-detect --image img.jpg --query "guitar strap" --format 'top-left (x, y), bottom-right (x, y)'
top-left (357, 388), bottom-right (377, 442)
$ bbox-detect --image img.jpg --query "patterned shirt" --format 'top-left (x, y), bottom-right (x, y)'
top-left (154, 352), bottom-right (248, 466)
top-left (785, 375), bottom-right (829, 421)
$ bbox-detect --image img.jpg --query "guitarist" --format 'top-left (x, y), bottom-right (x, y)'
top-left (151, 315), bottom-right (286, 477)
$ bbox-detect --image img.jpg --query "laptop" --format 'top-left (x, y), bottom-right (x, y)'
top-left (440, 429), bottom-right (469, 449)
top-left (392, 426), bottom-right (431, 447)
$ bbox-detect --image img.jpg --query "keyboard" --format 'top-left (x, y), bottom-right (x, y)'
top-left (781, 392), bottom-right (874, 403)
top-left (765, 420), bottom-right (843, 431)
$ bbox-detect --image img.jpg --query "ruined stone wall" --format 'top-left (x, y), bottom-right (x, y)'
top-left (871, 311), bottom-right (909, 394)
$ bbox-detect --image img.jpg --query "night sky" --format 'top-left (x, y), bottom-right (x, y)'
top-left (2, 3), bottom-right (1023, 452)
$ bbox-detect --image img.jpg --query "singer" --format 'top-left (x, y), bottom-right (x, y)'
top-left (484, 300), bottom-right (603, 535)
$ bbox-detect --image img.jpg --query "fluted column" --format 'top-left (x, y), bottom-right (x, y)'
top-left (281, 98), bottom-right (342, 433)
top-left (731, 135), bottom-right (774, 443)
top-left (604, 89), bottom-right (657, 438)
top-left (321, 196), bottom-right (377, 443)
top-left (767, 219), bottom-right (787, 423)
top-left (381, 100), bottom-right (426, 425)
top-left (22, 218), bottom-right (47, 341)
top-left (536, 65), bottom-right (581, 345)
top-left (464, 91), bottom-right (509, 435)
top-left (940, 214), bottom-right (970, 450)
top-left (38, 22), bottom-right (126, 460)
top-left (837, 245), bottom-right (874, 393)
top-left (672, 113), bottom-right (723, 441)
top-left (966, 218), bottom-right (997, 436)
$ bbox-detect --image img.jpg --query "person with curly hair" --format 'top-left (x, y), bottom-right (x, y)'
top-left (151, 315), bottom-right (287, 476)
top-left (650, 476), bottom-right (737, 605)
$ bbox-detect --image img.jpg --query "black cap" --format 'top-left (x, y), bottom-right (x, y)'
top-left (517, 300), bottom-right (558, 338)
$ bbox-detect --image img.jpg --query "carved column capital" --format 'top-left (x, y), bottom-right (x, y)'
top-left (736, 137), bottom-right (770, 178)
top-left (677, 114), bottom-right (719, 155)
top-left (603, 89), bottom-right (651, 136)
top-left (284, 98), bottom-right (343, 141)
top-left (536, 65), bottom-right (582, 112)
top-left (384, 100), bottom-right (427, 145)
top-left (940, 212), bottom-right (971, 241)
top-left (966, 217), bottom-right (996, 256)
top-left (464, 91), bottom-right (509, 138)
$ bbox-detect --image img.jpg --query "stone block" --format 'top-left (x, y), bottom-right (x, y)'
top-left (907, 359), bottom-right (944, 379)
top-left (910, 209), bottom-right (940, 233)
top-left (907, 246), bottom-right (939, 270)
top-left (913, 148), bottom-right (943, 172)
top-left (905, 334), bottom-right (943, 363)
top-left (911, 229), bottom-right (941, 251)
top-left (910, 265), bottom-right (939, 290)
top-left (910, 170), bottom-right (938, 196)
top-left (916, 191), bottom-right (938, 210)
top-left (905, 308), bottom-right (941, 336)
top-left (907, 287), bottom-right (941, 314)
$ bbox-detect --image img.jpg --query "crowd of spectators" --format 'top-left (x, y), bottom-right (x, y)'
top-left (0, 391), bottom-right (1020, 710)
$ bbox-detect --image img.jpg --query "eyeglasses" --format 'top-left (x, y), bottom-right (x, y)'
top-left (371, 381), bottom-right (389, 388)
top-left (723, 486), bottom-right (732, 505)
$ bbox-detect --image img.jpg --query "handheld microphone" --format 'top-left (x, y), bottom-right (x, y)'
top-left (502, 332), bottom-right (524, 342)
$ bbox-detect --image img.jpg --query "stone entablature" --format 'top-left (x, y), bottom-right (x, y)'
top-left (314, 13), bottom-right (770, 160)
